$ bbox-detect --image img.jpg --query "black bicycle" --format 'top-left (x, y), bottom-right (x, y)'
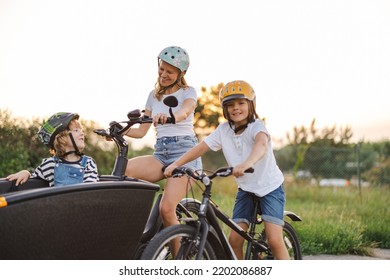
top-left (94, 96), bottom-right (202, 259)
top-left (141, 166), bottom-right (302, 260)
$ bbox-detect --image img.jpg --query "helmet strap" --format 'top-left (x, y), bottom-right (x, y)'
top-left (62, 150), bottom-right (83, 158)
top-left (67, 131), bottom-right (83, 156)
top-left (234, 124), bottom-right (248, 134)
top-left (228, 118), bottom-right (255, 134)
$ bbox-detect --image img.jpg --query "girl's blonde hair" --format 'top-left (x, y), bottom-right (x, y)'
top-left (51, 130), bottom-right (69, 157)
top-left (50, 119), bottom-right (82, 158)
top-left (154, 71), bottom-right (189, 101)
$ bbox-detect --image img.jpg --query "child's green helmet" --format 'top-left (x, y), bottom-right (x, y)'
top-left (158, 46), bottom-right (190, 73)
top-left (38, 112), bottom-right (79, 148)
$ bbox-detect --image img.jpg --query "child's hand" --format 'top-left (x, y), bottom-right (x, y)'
top-left (6, 170), bottom-right (31, 186)
top-left (233, 163), bottom-right (252, 177)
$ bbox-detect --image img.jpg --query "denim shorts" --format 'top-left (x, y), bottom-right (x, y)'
top-left (232, 185), bottom-right (286, 226)
top-left (154, 135), bottom-right (202, 170)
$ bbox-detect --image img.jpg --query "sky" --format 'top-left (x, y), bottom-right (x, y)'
top-left (1, 0), bottom-right (389, 148)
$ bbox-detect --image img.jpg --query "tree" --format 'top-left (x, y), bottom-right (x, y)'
top-left (0, 110), bottom-right (48, 176)
top-left (362, 140), bottom-right (390, 187)
top-left (281, 118), bottom-right (356, 182)
top-left (194, 83), bottom-right (224, 140)
top-left (191, 83), bottom-right (227, 170)
top-left (363, 157), bottom-right (390, 186)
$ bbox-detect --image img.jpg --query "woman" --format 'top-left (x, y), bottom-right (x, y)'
top-left (123, 46), bottom-right (202, 237)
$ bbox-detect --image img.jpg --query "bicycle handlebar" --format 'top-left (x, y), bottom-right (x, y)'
top-left (94, 114), bottom-right (174, 146)
top-left (94, 95), bottom-right (177, 146)
top-left (172, 166), bottom-right (254, 183)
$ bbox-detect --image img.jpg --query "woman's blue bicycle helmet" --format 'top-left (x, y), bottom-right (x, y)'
top-left (158, 46), bottom-right (190, 73)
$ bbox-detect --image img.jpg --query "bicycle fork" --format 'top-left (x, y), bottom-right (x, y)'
top-left (195, 196), bottom-right (211, 259)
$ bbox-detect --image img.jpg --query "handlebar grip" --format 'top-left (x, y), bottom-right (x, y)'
top-left (171, 166), bottom-right (188, 177)
top-left (165, 117), bottom-right (174, 124)
top-left (245, 167), bottom-right (255, 173)
top-left (94, 129), bottom-right (110, 137)
top-left (156, 117), bottom-right (175, 125)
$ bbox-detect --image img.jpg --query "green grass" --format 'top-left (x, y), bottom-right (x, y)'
top-left (186, 177), bottom-right (390, 256)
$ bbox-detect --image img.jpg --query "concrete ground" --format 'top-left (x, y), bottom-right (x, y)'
top-left (303, 248), bottom-right (390, 260)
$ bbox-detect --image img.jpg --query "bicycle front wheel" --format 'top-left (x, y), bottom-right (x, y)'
top-left (140, 224), bottom-right (217, 260)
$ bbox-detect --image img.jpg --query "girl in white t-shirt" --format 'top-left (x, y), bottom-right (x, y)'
top-left (121, 46), bottom-right (202, 254)
top-left (164, 80), bottom-right (289, 259)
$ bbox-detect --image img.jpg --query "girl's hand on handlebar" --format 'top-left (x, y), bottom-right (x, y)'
top-left (233, 163), bottom-right (253, 177)
top-left (164, 163), bottom-right (179, 178)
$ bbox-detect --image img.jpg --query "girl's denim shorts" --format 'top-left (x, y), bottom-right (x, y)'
top-left (232, 185), bottom-right (286, 226)
top-left (154, 135), bottom-right (202, 170)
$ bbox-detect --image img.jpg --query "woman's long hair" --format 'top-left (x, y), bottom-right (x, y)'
top-left (154, 69), bottom-right (189, 101)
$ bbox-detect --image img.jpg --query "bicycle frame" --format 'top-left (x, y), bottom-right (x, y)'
top-left (174, 167), bottom-right (302, 260)
top-left (189, 183), bottom-right (270, 260)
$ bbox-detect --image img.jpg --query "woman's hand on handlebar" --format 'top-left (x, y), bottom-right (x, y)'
top-left (153, 113), bottom-right (170, 126)
top-left (164, 163), bottom-right (179, 178)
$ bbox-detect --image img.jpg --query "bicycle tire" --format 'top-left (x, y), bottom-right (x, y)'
top-left (140, 224), bottom-right (217, 260)
top-left (256, 221), bottom-right (302, 260)
top-left (178, 199), bottom-right (200, 220)
top-left (283, 221), bottom-right (302, 259)
top-left (133, 199), bottom-right (201, 259)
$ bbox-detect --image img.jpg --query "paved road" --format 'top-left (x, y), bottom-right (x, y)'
top-left (303, 248), bottom-right (390, 260)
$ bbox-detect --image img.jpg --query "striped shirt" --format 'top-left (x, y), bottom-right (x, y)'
top-left (31, 156), bottom-right (99, 187)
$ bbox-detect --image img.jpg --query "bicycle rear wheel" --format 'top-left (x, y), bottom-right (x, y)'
top-left (140, 224), bottom-right (217, 260)
top-left (282, 222), bottom-right (302, 259)
top-left (256, 221), bottom-right (302, 260)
